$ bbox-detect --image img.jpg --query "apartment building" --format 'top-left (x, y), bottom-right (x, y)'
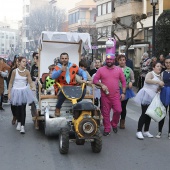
top-left (68, 0), bottom-right (96, 32)
top-left (0, 22), bottom-right (19, 59)
top-left (94, 0), bottom-right (170, 66)
top-left (22, 0), bottom-right (54, 56)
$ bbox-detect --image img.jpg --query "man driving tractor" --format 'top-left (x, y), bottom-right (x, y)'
top-left (51, 52), bottom-right (87, 117)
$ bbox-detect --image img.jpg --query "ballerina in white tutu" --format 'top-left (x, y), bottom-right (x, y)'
top-left (134, 62), bottom-right (164, 139)
top-left (8, 57), bottom-right (36, 134)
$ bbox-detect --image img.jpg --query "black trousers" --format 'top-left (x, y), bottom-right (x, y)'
top-left (121, 99), bottom-right (129, 120)
top-left (11, 105), bottom-right (17, 117)
top-left (137, 76), bottom-right (145, 92)
top-left (137, 104), bottom-right (151, 132)
top-left (14, 104), bottom-right (26, 126)
top-left (0, 94), bottom-right (3, 107)
top-left (158, 105), bottom-right (170, 133)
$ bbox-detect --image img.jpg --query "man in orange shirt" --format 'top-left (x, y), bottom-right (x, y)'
top-left (52, 52), bottom-right (87, 117)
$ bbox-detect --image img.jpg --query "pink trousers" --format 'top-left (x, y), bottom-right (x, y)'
top-left (101, 94), bottom-right (122, 132)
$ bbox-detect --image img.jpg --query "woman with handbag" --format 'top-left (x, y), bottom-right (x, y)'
top-left (134, 62), bottom-right (164, 139)
top-left (156, 56), bottom-right (170, 139)
top-left (8, 57), bottom-right (36, 134)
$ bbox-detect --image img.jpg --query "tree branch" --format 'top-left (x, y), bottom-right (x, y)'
top-left (112, 31), bottom-right (124, 43)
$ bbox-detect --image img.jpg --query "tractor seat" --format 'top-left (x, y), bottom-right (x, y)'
top-left (73, 101), bottom-right (96, 111)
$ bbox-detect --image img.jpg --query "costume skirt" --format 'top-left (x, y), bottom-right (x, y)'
top-left (120, 88), bottom-right (135, 100)
top-left (134, 88), bottom-right (156, 105)
top-left (10, 86), bottom-right (35, 106)
top-left (160, 86), bottom-right (170, 106)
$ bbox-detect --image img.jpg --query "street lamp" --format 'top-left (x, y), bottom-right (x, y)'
top-left (150, 0), bottom-right (158, 57)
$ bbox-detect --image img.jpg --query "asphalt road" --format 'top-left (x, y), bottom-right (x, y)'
top-left (0, 99), bottom-right (170, 170)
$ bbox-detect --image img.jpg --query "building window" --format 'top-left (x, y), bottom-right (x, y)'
top-left (73, 13), bottom-right (76, 23)
top-left (1, 33), bottom-right (4, 38)
top-left (26, 17), bottom-right (29, 25)
top-left (26, 42), bottom-right (29, 49)
top-left (107, 2), bottom-right (112, 13)
top-left (90, 10), bottom-right (96, 20)
top-left (26, 30), bottom-right (29, 37)
top-left (79, 11), bottom-right (86, 19)
top-left (102, 27), bottom-right (107, 36)
top-left (69, 11), bottom-right (79, 25)
top-left (68, 15), bottom-right (72, 24)
top-left (102, 3), bottom-right (107, 15)
top-left (97, 5), bottom-right (102, 16)
top-left (112, 0), bottom-right (115, 12)
top-left (26, 5), bottom-right (29, 13)
top-left (98, 1), bottom-right (114, 16)
top-left (97, 28), bottom-right (102, 38)
top-left (1, 43), bottom-right (4, 46)
top-left (107, 26), bottom-right (112, 37)
top-left (75, 11), bottom-right (79, 23)
top-left (120, 0), bottom-right (127, 4)
top-left (6, 35), bottom-right (8, 39)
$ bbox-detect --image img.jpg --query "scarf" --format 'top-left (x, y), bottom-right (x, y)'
top-left (57, 62), bottom-right (73, 84)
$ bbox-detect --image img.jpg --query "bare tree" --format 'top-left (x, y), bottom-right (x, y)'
top-left (112, 14), bottom-right (147, 57)
top-left (29, 5), bottom-right (66, 49)
top-left (78, 26), bottom-right (107, 59)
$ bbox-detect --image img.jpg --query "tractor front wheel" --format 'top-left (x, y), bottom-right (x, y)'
top-left (91, 129), bottom-right (102, 153)
top-left (59, 128), bottom-right (69, 154)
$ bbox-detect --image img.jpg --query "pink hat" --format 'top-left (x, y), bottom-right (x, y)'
top-left (106, 53), bottom-right (115, 59)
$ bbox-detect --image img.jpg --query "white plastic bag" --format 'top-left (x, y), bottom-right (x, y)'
top-left (145, 93), bottom-right (166, 122)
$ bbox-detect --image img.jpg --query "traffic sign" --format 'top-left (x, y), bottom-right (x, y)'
top-left (91, 45), bottom-right (98, 49)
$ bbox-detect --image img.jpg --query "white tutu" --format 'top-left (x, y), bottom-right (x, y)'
top-left (10, 86), bottom-right (35, 106)
top-left (134, 88), bottom-right (156, 105)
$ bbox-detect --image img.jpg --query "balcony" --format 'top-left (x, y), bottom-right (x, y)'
top-left (96, 13), bottom-right (113, 25)
top-left (113, 27), bottom-right (144, 41)
top-left (114, 0), bottom-right (143, 18)
top-left (69, 19), bottom-right (95, 31)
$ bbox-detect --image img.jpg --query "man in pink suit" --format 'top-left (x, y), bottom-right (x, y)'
top-left (93, 54), bottom-right (126, 136)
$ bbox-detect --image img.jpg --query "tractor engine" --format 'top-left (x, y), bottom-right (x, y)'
top-left (72, 101), bottom-right (101, 138)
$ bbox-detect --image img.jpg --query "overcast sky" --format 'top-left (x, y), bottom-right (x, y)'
top-left (0, 0), bottom-right (80, 21)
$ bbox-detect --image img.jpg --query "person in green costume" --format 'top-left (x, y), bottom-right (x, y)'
top-left (118, 54), bottom-right (135, 129)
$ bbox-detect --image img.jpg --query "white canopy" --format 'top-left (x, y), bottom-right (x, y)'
top-left (38, 32), bottom-right (92, 76)
top-left (39, 31), bottom-right (91, 49)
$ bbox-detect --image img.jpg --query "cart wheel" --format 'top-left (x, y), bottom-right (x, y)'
top-left (91, 129), bottom-right (102, 153)
top-left (59, 128), bottom-right (69, 154)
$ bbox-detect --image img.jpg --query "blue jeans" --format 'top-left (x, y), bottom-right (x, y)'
top-left (56, 88), bottom-right (86, 109)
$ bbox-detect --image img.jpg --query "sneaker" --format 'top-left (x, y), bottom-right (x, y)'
top-left (103, 131), bottom-right (110, 136)
top-left (143, 131), bottom-right (154, 138)
top-left (20, 126), bottom-right (25, 134)
top-left (155, 132), bottom-right (162, 139)
top-left (16, 122), bottom-right (21, 131)
top-left (112, 127), bottom-right (118, 133)
top-left (136, 131), bottom-right (144, 140)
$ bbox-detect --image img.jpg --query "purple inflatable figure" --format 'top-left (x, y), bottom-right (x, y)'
top-left (105, 38), bottom-right (116, 57)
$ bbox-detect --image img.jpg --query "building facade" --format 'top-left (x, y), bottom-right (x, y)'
top-left (94, 0), bottom-right (170, 66)
top-left (68, 0), bottom-right (96, 32)
top-left (22, 0), bottom-right (54, 58)
top-left (0, 22), bottom-right (19, 60)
